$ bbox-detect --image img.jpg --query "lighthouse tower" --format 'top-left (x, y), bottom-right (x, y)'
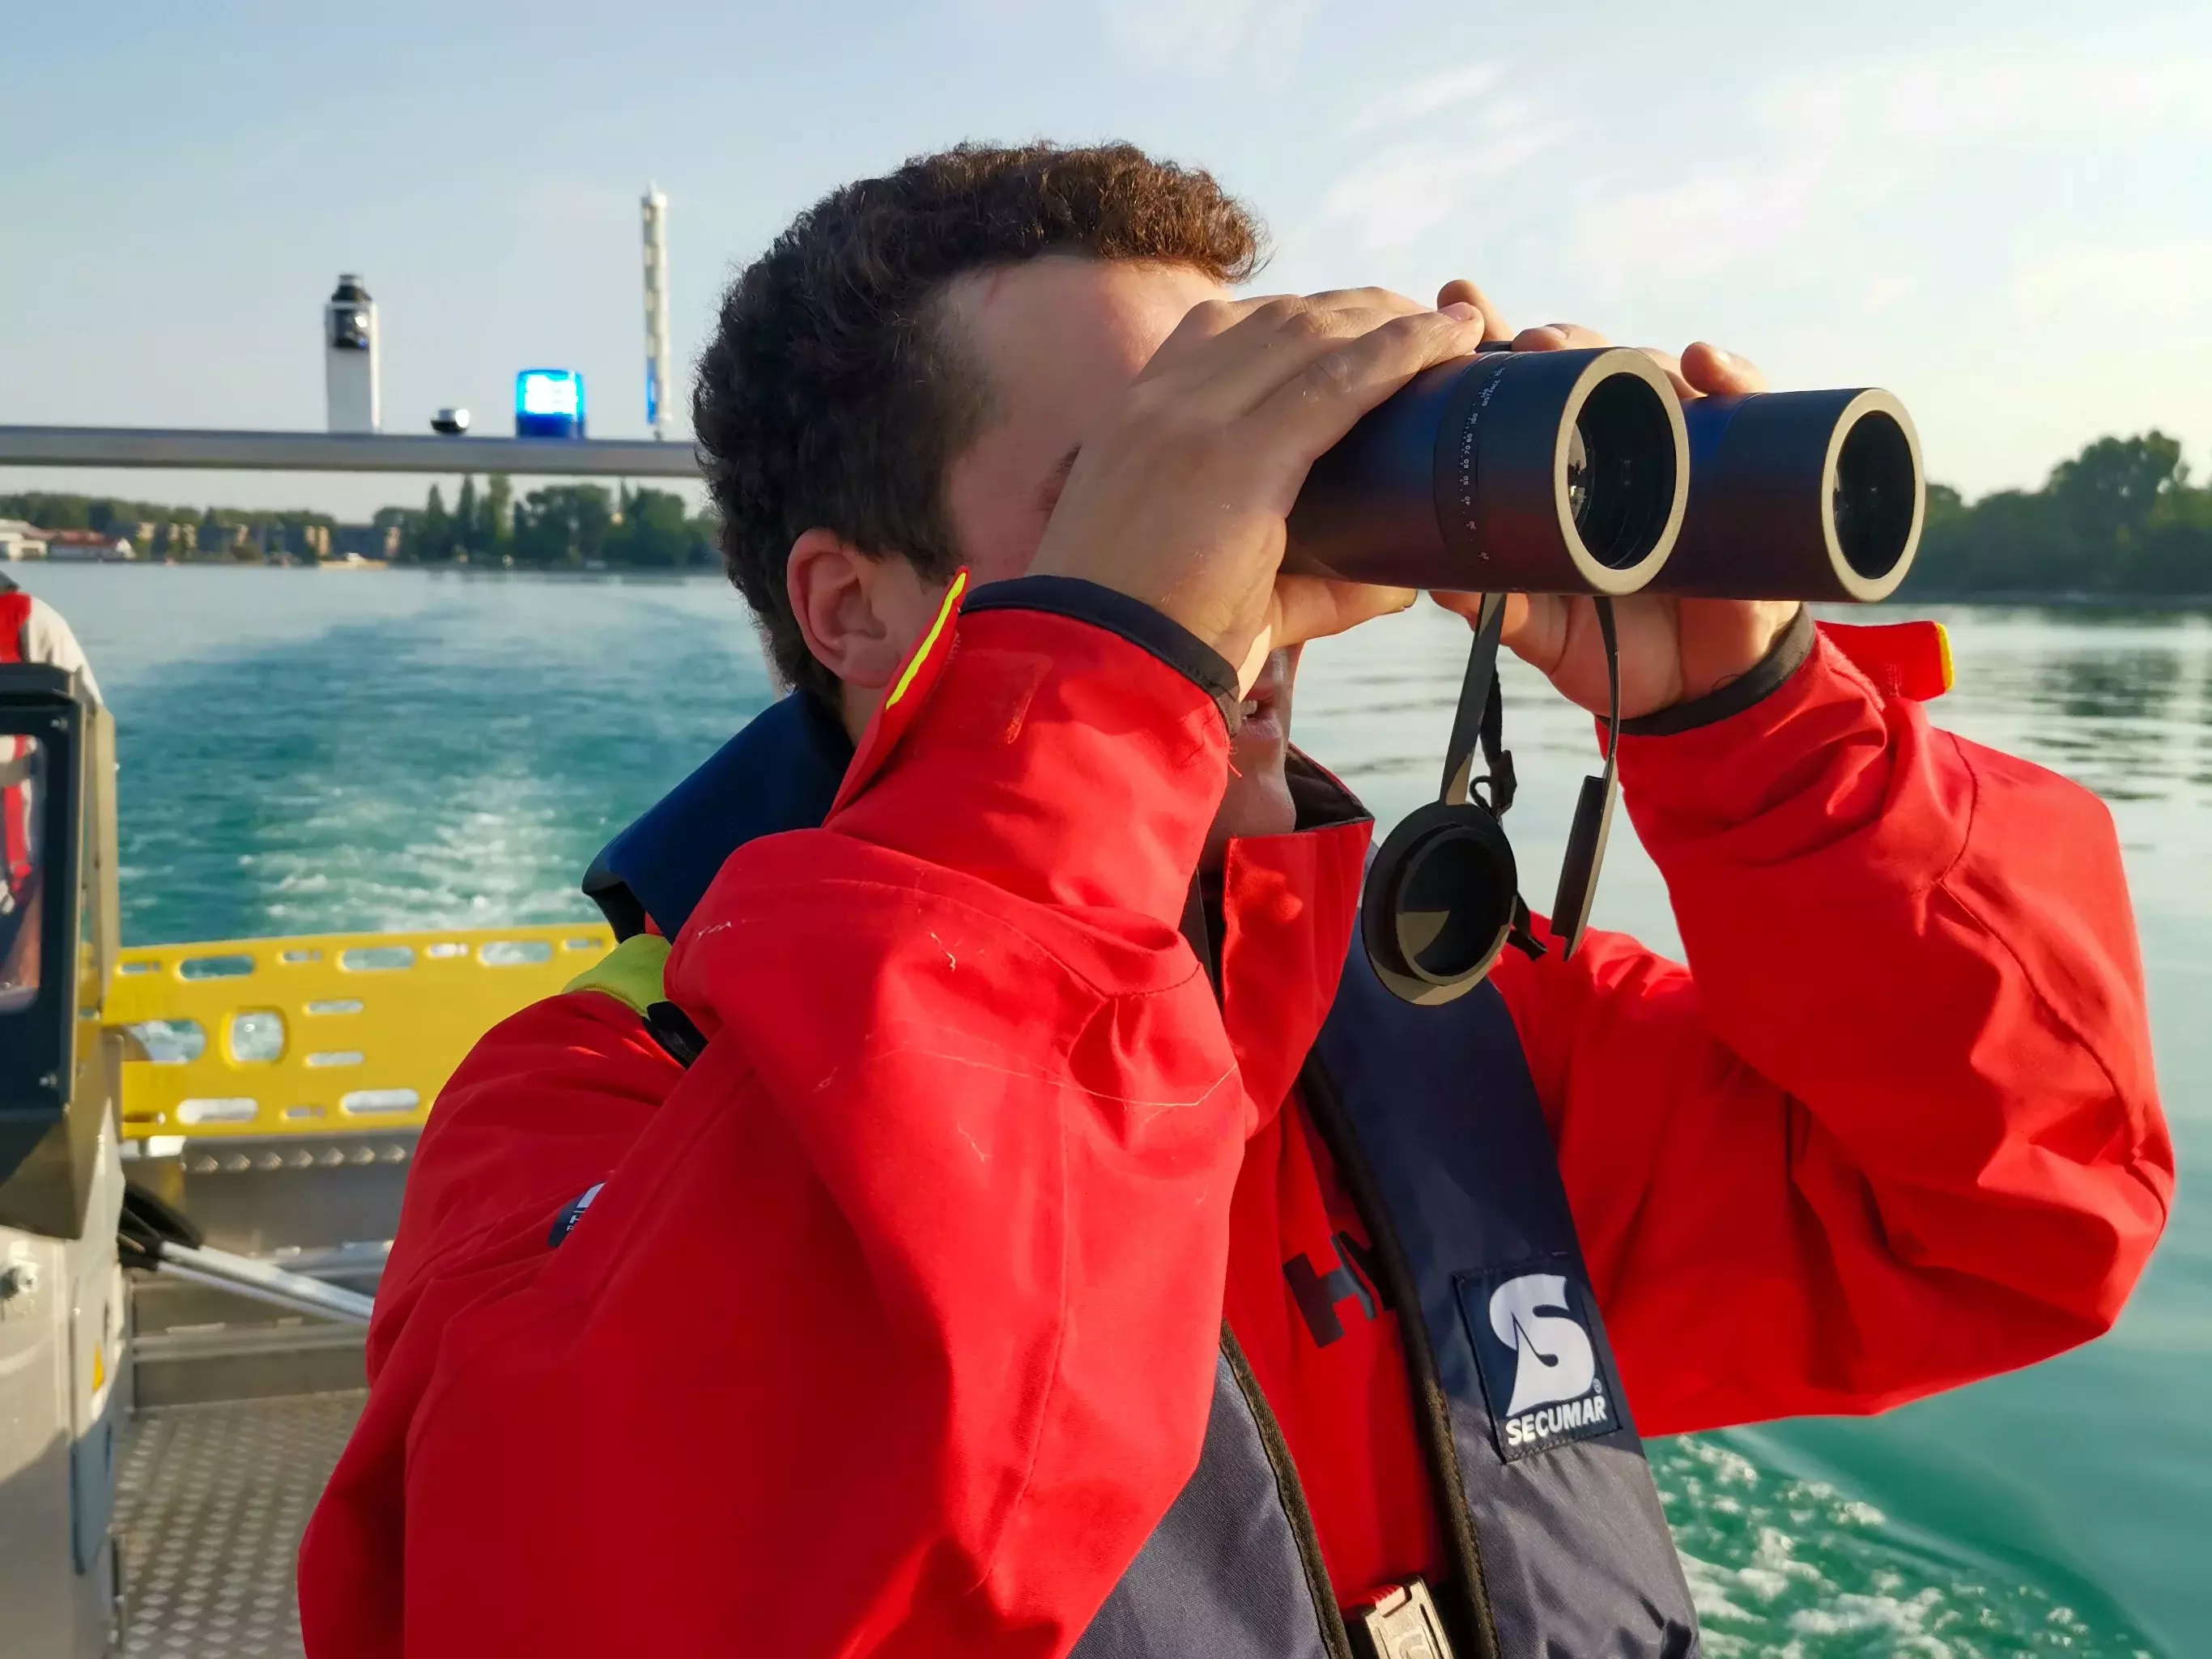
top-left (324, 274), bottom-right (381, 433)
top-left (641, 187), bottom-right (671, 440)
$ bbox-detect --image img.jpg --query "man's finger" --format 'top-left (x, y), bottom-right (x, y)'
top-left (1142, 287), bottom-right (1422, 385)
top-left (1142, 292), bottom-right (1271, 361)
top-left (1273, 574), bottom-right (1416, 648)
top-left (1432, 588), bottom-right (1538, 642)
top-left (1436, 279), bottom-right (1512, 342)
top-left (1152, 290), bottom-right (1436, 419)
top-left (1250, 308), bottom-right (1493, 466)
top-left (1635, 348), bottom-right (1694, 400)
top-left (1494, 589), bottom-right (1567, 673)
top-left (1512, 323), bottom-right (1612, 353)
top-left (1680, 341), bottom-right (1767, 397)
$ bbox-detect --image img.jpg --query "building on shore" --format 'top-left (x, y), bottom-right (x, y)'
top-left (43, 530), bottom-right (136, 562)
top-left (0, 519), bottom-right (48, 561)
top-left (334, 525), bottom-right (401, 562)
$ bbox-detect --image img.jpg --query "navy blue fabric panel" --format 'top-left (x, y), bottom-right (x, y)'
top-left (1317, 941), bottom-right (1700, 1659)
top-left (1074, 1355), bottom-right (1331, 1659)
top-left (590, 692), bottom-right (851, 938)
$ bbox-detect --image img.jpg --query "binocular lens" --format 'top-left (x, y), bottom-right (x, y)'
top-left (1570, 375), bottom-right (1679, 572)
top-left (1832, 408), bottom-right (1918, 581)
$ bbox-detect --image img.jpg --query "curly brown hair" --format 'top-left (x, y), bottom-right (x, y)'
top-left (691, 141), bottom-right (1265, 702)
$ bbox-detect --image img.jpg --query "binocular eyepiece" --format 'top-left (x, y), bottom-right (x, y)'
top-left (1286, 346), bottom-right (1925, 602)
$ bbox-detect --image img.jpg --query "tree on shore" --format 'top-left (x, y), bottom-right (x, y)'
top-left (484, 474), bottom-right (513, 561)
top-left (605, 484), bottom-right (700, 567)
top-left (455, 477), bottom-right (479, 559)
top-left (417, 485), bottom-right (452, 562)
top-left (1908, 431), bottom-right (2212, 597)
top-left (513, 483), bottom-right (614, 565)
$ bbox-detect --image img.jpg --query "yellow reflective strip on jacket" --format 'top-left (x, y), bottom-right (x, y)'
top-left (887, 569), bottom-right (968, 708)
top-left (563, 932), bottom-right (672, 1017)
top-left (1932, 620), bottom-right (1955, 693)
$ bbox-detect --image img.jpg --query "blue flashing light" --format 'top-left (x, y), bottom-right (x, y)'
top-left (516, 369), bottom-right (586, 439)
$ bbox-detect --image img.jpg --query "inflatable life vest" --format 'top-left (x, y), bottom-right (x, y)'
top-left (585, 691), bottom-right (1699, 1658)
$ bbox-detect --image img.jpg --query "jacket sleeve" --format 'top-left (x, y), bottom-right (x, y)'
top-left (300, 987), bottom-right (686, 1659)
top-left (1491, 627), bottom-right (2173, 1436)
top-left (386, 602), bottom-right (1247, 1659)
top-left (367, 986), bottom-right (682, 1372)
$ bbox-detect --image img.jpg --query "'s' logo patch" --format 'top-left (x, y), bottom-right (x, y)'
top-left (1456, 1264), bottom-right (1621, 1461)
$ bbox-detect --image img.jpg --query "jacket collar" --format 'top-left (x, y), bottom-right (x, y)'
top-left (589, 697), bottom-right (1373, 1117)
top-left (585, 691), bottom-right (853, 939)
top-left (1214, 756), bottom-right (1372, 1131)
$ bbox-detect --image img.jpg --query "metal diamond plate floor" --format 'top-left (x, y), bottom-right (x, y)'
top-left (114, 1393), bottom-right (365, 1659)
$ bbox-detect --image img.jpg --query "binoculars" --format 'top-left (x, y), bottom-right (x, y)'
top-left (1287, 345), bottom-right (1925, 1008)
top-left (1287, 344), bottom-right (1924, 602)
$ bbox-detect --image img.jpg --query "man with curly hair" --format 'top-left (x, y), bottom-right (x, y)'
top-left (303, 143), bottom-right (2169, 1659)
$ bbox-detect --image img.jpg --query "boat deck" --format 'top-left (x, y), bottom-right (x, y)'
top-left (115, 1393), bottom-right (365, 1659)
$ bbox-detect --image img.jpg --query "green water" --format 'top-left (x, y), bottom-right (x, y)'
top-left (19, 564), bottom-right (2204, 1657)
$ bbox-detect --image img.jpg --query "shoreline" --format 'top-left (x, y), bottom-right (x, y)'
top-left (17, 560), bottom-right (2212, 609)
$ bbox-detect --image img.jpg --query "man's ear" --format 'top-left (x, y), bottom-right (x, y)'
top-left (786, 529), bottom-right (934, 691)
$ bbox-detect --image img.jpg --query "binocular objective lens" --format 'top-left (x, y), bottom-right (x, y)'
top-left (1831, 410), bottom-right (1917, 580)
top-left (1568, 376), bottom-right (1676, 571)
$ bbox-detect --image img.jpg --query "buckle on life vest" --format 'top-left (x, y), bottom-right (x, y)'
top-left (1349, 1577), bottom-right (1454, 1659)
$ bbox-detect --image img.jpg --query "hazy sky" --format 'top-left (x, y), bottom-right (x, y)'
top-left (4, 1), bottom-right (2208, 517)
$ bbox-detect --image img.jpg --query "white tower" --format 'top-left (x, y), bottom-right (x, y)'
top-left (324, 274), bottom-right (381, 433)
top-left (642, 187), bottom-right (671, 440)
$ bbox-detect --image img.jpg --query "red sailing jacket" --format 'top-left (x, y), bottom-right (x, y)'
top-left (299, 596), bottom-right (2171, 1658)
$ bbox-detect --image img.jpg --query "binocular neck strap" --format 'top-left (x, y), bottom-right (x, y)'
top-left (1548, 598), bottom-right (1622, 959)
top-left (1439, 592), bottom-right (1513, 813)
top-left (1433, 592), bottom-right (1623, 961)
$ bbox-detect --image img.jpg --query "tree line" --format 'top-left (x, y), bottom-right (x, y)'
top-left (2, 476), bottom-right (719, 570)
top-left (8, 430), bottom-right (2210, 593)
top-left (380, 478), bottom-right (717, 569)
top-left (1908, 431), bottom-right (2212, 598)
top-left (0, 491), bottom-right (338, 558)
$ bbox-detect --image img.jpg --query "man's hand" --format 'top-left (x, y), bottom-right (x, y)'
top-left (1429, 281), bottom-right (1802, 721)
top-left (1028, 290), bottom-right (1489, 695)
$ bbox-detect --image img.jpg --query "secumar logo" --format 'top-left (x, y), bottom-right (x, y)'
top-left (1455, 1264), bottom-right (1622, 1461)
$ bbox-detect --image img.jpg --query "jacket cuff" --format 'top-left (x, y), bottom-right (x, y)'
top-left (1617, 606), bottom-right (1814, 738)
top-left (964, 576), bottom-right (1243, 734)
top-left (1615, 627), bottom-right (1899, 844)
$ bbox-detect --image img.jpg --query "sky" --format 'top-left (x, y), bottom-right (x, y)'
top-left (3, 0), bottom-right (2209, 519)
